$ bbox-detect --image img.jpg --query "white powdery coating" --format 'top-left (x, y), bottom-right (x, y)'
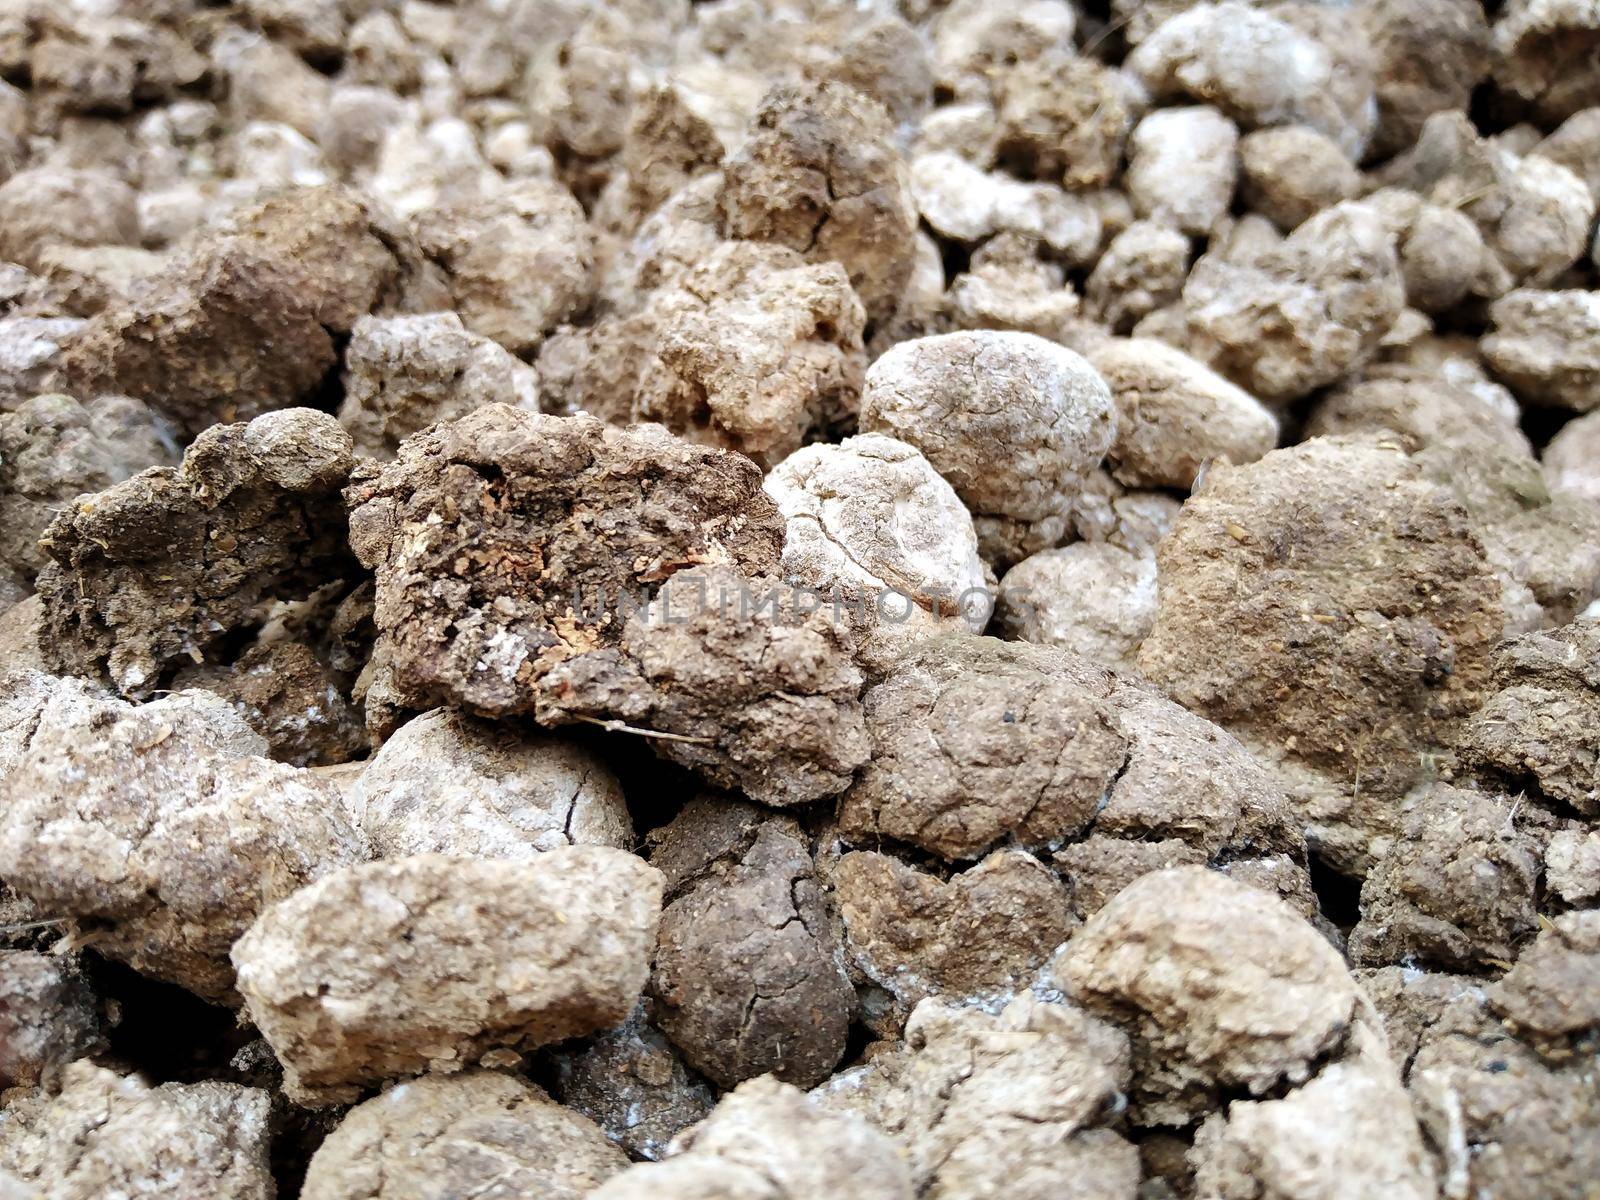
top-left (1127, 1), bottom-right (1375, 158)
top-left (0, 677), bottom-right (366, 1002)
top-left (1544, 410), bottom-right (1600, 508)
top-left (909, 153), bottom-right (1101, 265)
top-left (1191, 1022), bottom-right (1438, 1200)
top-left (590, 1077), bottom-right (914, 1200)
top-left (412, 178), bottom-right (595, 355)
top-left (231, 848), bottom-right (664, 1105)
top-left (348, 707), bottom-right (633, 861)
top-left (301, 1071), bottom-right (626, 1200)
top-left (1483, 289), bottom-right (1600, 411)
top-left (0, 1062), bottom-right (272, 1200)
top-left (1181, 200), bottom-right (1406, 402)
top-left (339, 312), bottom-right (539, 458)
top-left (1059, 867), bottom-right (1359, 1097)
top-left (0, 316), bottom-right (83, 407)
top-left (1544, 827), bottom-right (1600, 906)
top-left (1126, 106), bottom-right (1240, 236)
top-left (860, 331), bottom-right (1117, 528)
top-left (0, 669), bottom-right (56, 784)
top-left (765, 434), bottom-right (991, 671)
top-left (997, 542), bottom-right (1159, 672)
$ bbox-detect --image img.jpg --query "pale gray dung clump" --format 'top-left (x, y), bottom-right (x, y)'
top-left (1, 0), bottom-right (1596, 1193)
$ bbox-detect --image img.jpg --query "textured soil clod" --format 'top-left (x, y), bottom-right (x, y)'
top-left (0, 3), bottom-right (1597, 1198)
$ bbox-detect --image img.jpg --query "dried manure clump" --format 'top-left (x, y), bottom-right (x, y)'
top-left (820, 993), bottom-right (1140, 1200)
top-left (1139, 435), bottom-right (1507, 872)
top-left (646, 797), bottom-right (852, 1090)
top-left (860, 330), bottom-right (1115, 564)
top-left (0, 676), bottom-right (367, 1002)
top-left (347, 707), bottom-right (633, 860)
top-left (60, 186), bottom-right (447, 437)
top-left (301, 1071), bottom-right (627, 1200)
top-left (36, 407), bottom-right (358, 698)
top-left (2, 2), bottom-right (1597, 1197)
top-left (763, 432), bottom-right (991, 674)
top-left (232, 847), bottom-right (664, 1105)
top-left (346, 404), bottom-right (784, 716)
top-left (0, 1063), bottom-right (273, 1200)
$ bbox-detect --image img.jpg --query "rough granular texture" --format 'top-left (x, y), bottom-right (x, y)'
top-left (1487, 910), bottom-right (1600, 1048)
top-left (1190, 1020), bottom-right (1438, 1200)
top-left (1126, 105), bottom-right (1239, 237)
top-left (718, 81), bottom-right (916, 323)
top-left (1412, 437), bottom-right (1600, 633)
top-left (1125, 1), bottom-right (1377, 158)
top-left (0, 950), bottom-right (101, 1088)
top-left (831, 847), bottom-right (1072, 1032)
top-left (909, 153), bottom-right (1103, 265)
top-left (1087, 681), bottom-right (1307, 865)
top-left (347, 707), bottom-right (632, 860)
top-left (173, 639), bottom-right (368, 768)
top-left (1363, 963), bottom-right (1600, 1200)
top-left (0, 6), bottom-right (204, 116)
top-left (0, 314), bottom-right (83, 416)
top-left (1059, 867), bottom-right (1358, 1123)
top-left (1366, 187), bottom-right (1511, 314)
top-left (1361, 0), bottom-right (1491, 159)
top-left (1237, 126), bottom-right (1361, 232)
top-left (993, 49), bottom-right (1133, 190)
top-left (338, 312), bottom-right (540, 460)
top-left (0, 392), bottom-right (176, 589)
top-left (3, 1), bottom-right (1599, 1192)
top-left (1379, 112), bottom-right (1594, 288)
top-left (346, 406), bottom-right (784, 719)
top-left (996, 541), bottom-right (1157, 671)
top-left (839, 636), bottom-right (1127, 860)
top-left (819, 993), bottom-right (1139, 1200)
top-left (840, 634), bottom-right (1310, 935)
top-left (0, 678), bottom-right (368, 1002)
top-left (0, 167), bottom-right (139, 272)
top-left (538, 565), bottom-right (870, 807)
top-left (1086, 220), bottom-right (1192, 335)
top-left (301, 1071), bottom-right (627, 1200)
top-left (1459, 619), bottom-right (1600, 815)
top-left (411, 180), bottom-right (595, 355)
top-left (942, 233), bottom-right (1086, 345)
top-left (1483, 288), bottom-right (1600, 411)
top-left (1493, 0), bottom-right (1600, 124)
top-left (1304, 371), bottom-right (1527, 458)
top-left (61, 186), bottom-right (446, 436)
top-left (231, 848), bottom-right (663, 1105)
top-left (549, 1007), bottom-right (717, 1161)
top-left (546, 241), bottom-right (866, 467)
top-left (859, 331), bottom-right (1116, 556)
top-left (0, 1062), bottom-right (272, 1200)
top-left (648, 797), bottom-right (852, 1089)
top-left (0, 667), bottom-right (53, 783)
top-left (1349, 783), bottom-right (1540, 970)
top-left (1302, 369), bottom-right (1599, 632)
top-left (589, 1077), bottom-right (914, 1200)
top-left (1139, 436), bottom-right (1505, 873)
top-left (1544, 826), bottom-right (1600, 907)
top-left (36, 408), bottom-right (358, 697)
top-left (1180, 201), bottom-right (1406, 403)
